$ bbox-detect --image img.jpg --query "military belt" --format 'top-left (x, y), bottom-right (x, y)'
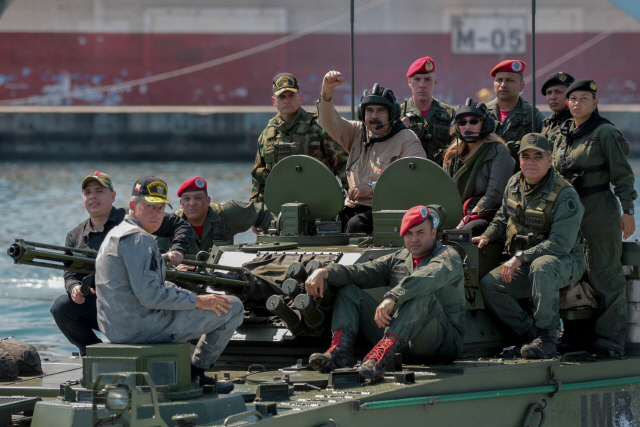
top-left (579, 183), bottom-right (610, 198)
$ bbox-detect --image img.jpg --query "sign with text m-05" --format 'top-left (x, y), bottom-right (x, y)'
top-left (451, 15), bottom-right (527, 54)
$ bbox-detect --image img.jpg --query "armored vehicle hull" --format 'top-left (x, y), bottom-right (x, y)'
top-left (3, 156), bottom-right (640, 426)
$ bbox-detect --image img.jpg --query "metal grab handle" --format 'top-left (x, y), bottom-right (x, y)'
top-left (222, 411), bottom-right (263, 427)
top-left (247, 364), bottom-right (266, 373)
top-left (521, 402), bottom-right (546, 427)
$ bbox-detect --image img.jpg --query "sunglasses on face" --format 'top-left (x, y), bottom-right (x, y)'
top-left (457, 118), bottom-right (481, 126)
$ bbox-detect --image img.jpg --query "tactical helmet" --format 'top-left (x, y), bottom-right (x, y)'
top-left (452, 98), bottom-right (495, 140)
top-left (357, 83), bottom-right (401, 124)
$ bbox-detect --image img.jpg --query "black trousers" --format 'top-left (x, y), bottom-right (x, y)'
top-left (340, 205), bottom-right (374, 234)
top-left (50, 293), bottom-right (102, 356)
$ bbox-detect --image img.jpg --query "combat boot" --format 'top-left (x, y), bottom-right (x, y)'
top-left (501, 325), bottom-right (538, 358)
top-left (592, 337), bottom-right (625, 358)
top-left (309, 330), bottom-right (357, 371)
top-left (520, 328), bottom-right (559, 359)
top-left (357, 333), bottom-right (405, 383)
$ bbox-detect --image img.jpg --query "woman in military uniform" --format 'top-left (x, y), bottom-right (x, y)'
top-left (443, 99), bottom-right (515, 236)
top-left (554, 79), bottom-right (637, 356)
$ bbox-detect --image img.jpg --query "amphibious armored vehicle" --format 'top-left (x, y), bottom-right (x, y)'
top-left (3, 156), bottom-right (640, 426)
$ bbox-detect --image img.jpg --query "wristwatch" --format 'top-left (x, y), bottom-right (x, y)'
top-left (515, 251), bottom-right (527, 264)
top-left (383, 291), bottom-right (398, 305)
top-left (623, 209), bottom-right (634, 215)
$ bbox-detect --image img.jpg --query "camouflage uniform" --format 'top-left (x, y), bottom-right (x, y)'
top-left (401, 97), bottom-right (455, 165)
top-left (479, 172), bottom-right (585, 335)
top-left (251, 107), bottom-right (348, 202)
top-left (541, 109), bottom-right (572, 144)
top-left (325, 242), bottom-right (465, 362)
top-left (156, 201), bottom-right (274, 253)
top-left (486, 97), bottom-right (545, 146)
top-left (554, 119), bottom-right (637, 346)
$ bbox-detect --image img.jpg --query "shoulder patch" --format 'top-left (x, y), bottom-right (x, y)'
top-left (618, 135), bottom-right (630, 155)
top-left (565, 196), bottom-right (578, 213)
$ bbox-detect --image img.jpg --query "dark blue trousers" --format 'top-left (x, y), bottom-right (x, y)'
top-left (50, 293), bottom-right (102, 356)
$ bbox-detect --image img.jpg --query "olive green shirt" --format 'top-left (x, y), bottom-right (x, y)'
top-left (486, 97), bottom-right (545, 143)
top-left (156, 201), bottom-right (275, 254)
top-left (401, 97), bottom-right (455, 165)
top-left (483, 172), bottom-right (585, 263)
top-left (324, 241), bottom-right (465, 333)
top-left (553, 122), bottom-right (636, 211)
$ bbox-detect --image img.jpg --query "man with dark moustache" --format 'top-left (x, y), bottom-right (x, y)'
top-left (400, 56), bottom-right (455, 165)
top-left (317, 70), bottom-right (426, 234)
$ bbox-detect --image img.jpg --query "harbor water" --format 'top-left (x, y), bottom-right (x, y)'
top-left (1, 160), bottom-right (640, 357)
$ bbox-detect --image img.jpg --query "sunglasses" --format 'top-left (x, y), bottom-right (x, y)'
top-left (457, 118), bottom-right (481, 126)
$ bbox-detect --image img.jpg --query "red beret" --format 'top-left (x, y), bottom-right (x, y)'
top-left (400, 206), bottom-right (431, 236)
top-left (406, 56), bottom-right (436, 77)
top-left (490, 60), bottom-right (526, 77)
top-left (177, 176), bottom-right (207, 197)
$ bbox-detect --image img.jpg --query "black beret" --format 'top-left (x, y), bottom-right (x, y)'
top-left (566, 79), bottom-right (597, 97)
top-left (540, 71), bottom-right (575, 95)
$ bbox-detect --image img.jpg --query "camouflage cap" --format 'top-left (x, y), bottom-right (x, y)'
top-left (518, 133), bottom-right (552, 154)
top-left (131, 175), bottom-right (173, 209)
top-left (82, 171), bottom-right (113, 191)
top-left (272, 73), bottom-right (299, 96)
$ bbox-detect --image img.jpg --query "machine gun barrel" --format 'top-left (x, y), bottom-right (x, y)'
top-left (7, 239), bottom-right (255, 297)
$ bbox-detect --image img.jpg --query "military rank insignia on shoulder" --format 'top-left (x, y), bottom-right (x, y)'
top-left (376, 253), bottom-right (393, 263)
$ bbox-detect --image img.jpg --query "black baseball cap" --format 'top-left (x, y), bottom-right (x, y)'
top-left (131, 176), bottom-right (172, 208)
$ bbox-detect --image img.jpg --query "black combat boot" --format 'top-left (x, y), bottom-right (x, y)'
top-left (309, 330), bottom-right (357, 371)
top-left (520, 328), bottom-right (559, 359)
top-left (501, 325), bottom-right (538, 358)
top-left (592, 337), bottom-right (625, 358)
top-left (357, 333), bottom-right (405, 383)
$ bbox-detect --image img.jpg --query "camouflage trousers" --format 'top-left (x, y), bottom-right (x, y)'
top-left (479, 254), bottom-right (584, 335)
top-left (582, 194), bottom-right (627, 346)
top-left (331, 284), bottom-right (462, 363)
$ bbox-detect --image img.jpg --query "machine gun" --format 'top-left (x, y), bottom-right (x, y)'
top-left (6, 239), bottom-right (256, 300)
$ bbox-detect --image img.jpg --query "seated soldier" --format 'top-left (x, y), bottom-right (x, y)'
top-left (51, 172), bottom-right (193, 356)
top-left (95, 176), bottom-right (243, 392)
top-left (317, 70), bottom-right (426, 234)
top-left (473, 134), bottom-right (586, 359)
top-left (156, 176), bottom-right (275, 260)
top-left (305, 206), bottom-right (465, 383)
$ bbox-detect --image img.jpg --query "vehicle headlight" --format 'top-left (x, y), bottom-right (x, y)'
top-left (106, 386), bottom-right (130, 412)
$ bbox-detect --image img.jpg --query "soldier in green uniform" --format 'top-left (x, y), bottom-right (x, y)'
top-left (400, 56), bottom-right (455, 165)
top-left (156, 176), bottom-right (275, 257)
top-left (554, 79), bottom-right (637, 356)
top-left (486, 60), bottom-right (545, 161)
top-left (305, 206), bottom-right (465, 382)
top-left (251, 73), bottom-right (348, 201)
top-left (540, 71), bottom-right (575, 142)
top-left (475, 134), bottom-right (585, 359)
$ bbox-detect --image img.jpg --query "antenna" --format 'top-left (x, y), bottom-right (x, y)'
top-left (350, 0), bottom-right (355, 120)
top-left (531, 0), bottom-right (537, 133)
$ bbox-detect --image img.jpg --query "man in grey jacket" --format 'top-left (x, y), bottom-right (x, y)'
top-left (95, 176), bottom-right (244, 392)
